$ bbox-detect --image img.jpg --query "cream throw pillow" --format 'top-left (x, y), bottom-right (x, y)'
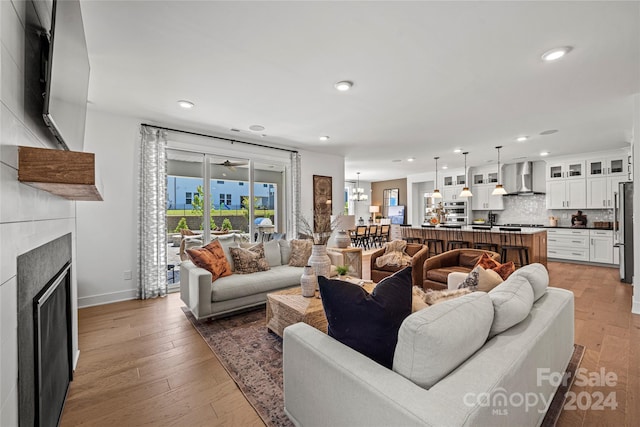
top-left (476, 267), bottom-right (504, 292)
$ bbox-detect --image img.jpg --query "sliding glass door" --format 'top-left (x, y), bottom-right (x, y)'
top-left (165, 148), bottom-right (287, 288)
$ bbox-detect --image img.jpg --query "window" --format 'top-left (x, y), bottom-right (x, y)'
top-left (185, 192), bottom-right (192, 205)
top-left (219, 194), bottom-right (232, 207)
top-left (263, 184), bottom-right (268, 187)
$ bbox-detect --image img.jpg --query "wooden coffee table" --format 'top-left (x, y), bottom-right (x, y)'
top-left (266, 279), bottom-right (375, 338)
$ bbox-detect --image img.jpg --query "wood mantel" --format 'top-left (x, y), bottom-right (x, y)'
top-left (17, 146), bottom-right (103, 201)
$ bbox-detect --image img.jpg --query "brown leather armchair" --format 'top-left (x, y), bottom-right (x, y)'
top-left (370, 243), bottom-right (429, 288)
top-left (422, 248), bottom-right (500, 290)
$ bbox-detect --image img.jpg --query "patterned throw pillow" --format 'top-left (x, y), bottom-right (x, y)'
top-left (288, 239), bottom-right (313, 267)
top-left (458, 266), bottom-right (482, 289)
top-left (186, 240), bottom-right (232, 282)
top-left (229, 243), bottom-right (270, 274)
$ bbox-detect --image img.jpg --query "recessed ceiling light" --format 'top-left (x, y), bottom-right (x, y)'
top-left (442, 166), bottom-right (448, 170)
top-left (540, 151), bottom-right (550, 156)
top-left (392, 159), bottom-right (402, 163)
top-left (334, 81), bottom-right (353, 91)
top-left (516, 136), bottom-right (528, 142)
top-left (407, 157), bottom-right (415, 162)
top-left (177, 100), bottom-right (194, 109)
top-left (540, 129), bottom-right (559, 136)
top-left (453, 149), bottom-right (462, 153)
top-left (319, 136), bottom-right (330, 141)
top-left (249, 125), bottom-right (265, 131)
top-left (541, 46), bottom-right (573, 62)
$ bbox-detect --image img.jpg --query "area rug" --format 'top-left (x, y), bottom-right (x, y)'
top-left (183, 306), bottom-right (584, 427)
top-left (182, 307), bottom-right (293, 427)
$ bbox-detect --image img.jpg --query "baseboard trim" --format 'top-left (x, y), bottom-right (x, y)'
top-left (77, 288), bottom-right (137, 308)
top-left (633, 299), bottom-right (640, 315)
top-left (73, 350), bottom-right (80, 370)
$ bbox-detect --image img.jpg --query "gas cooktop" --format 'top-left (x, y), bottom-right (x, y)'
top-left (500, 223), bottom-right (546, 228)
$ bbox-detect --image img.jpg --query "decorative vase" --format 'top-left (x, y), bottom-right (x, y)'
top-left (335, 230), bottom-right (350, 248)
top-left (300, 266), bottom-right (317, 297)
top-left (308, 244), bottom-right (332, 279)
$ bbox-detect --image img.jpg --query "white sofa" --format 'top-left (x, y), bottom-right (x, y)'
top-left (180, 236), bottom-right (339, 320)
top-left (283, 263), bottom-right (574, 426)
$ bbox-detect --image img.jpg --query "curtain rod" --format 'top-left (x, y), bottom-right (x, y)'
top-left (141, 123), bottom-right (298, 154)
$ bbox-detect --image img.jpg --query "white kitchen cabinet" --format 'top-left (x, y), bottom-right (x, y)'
top-left (587, 176), bottom-right (627, 208)
top-left (546, 160), bottom-right (585, 180)
top-left (471, 185), bottom-right (504, 210)
top-left (442, 186), bottom-right (463, 201)
top-left (589, 229), bottom-right (613, 264)
top-left (546, 179), bottom-right (586, 209)
top-left (547, 228), bottom-right (589, 261)
top-left (586, 155), bottom-right (627, 177)
top-left (472, 171), bottom-right (498, 185)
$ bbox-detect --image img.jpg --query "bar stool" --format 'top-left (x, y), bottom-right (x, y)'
top-left (400, 225), bottom-right (421, 243)
top-left (472, 226), bottom-right (499, 252)
top-left (421, 225), bottom-right (445, 257)
top-left (499, 227), bottom-right (530, 267)
top-left (443, 225), bottom-right (471, 250)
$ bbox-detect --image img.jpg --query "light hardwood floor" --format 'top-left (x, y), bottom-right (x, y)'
top-left (60, 259), bottom-right (638, 426)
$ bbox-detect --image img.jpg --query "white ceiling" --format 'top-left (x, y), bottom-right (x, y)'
top-left (80, 1), bottom-right (640, 182)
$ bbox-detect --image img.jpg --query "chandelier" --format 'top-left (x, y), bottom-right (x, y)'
top-left (350, 172), bottom-right (369, 201)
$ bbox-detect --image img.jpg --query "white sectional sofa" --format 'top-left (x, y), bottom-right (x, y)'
top-left (283, 263), bottom-right (575, 426)
top-left (180, 235), bottom-right (339, 320)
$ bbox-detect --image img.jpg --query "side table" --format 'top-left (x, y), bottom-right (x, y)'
top-left (327, 246), bottom-right (363, 278)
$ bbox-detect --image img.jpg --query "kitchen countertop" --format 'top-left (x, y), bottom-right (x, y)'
top-left (419, 225), bottom-right (548, 234)
top-left (544, 226), bottom-right (614, 231)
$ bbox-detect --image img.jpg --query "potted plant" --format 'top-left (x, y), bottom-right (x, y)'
top-left (336, 265), bottom-right (349, 277)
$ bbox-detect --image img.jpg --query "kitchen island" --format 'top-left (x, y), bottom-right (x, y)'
top-left (410, 225), bottom-right (547, 266)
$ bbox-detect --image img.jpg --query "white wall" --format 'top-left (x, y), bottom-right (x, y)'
top-left (298, 148), bottom-right (345, 220)
top-left (0, 1), bottom-right (79, 423)
top-left (76, 108), bottom-right (141, 307)
top-left (633, 93), bottom-right (639, 314)
top-left (406, 170), bottom-right (435, 225)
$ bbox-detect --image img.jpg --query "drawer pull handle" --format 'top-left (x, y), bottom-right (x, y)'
top-left (572, 240), bottom-right (583, 243)
top-left (572, 253), bottom-right (582, 256)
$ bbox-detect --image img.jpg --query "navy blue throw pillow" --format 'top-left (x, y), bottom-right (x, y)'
top-left (318, 267), bottom-right (413, 369)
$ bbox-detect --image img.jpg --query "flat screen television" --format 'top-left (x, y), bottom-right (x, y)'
top-left (388, 205), bottom-right (405, 224)
top-left (42, 0), bottom-right (90, 152)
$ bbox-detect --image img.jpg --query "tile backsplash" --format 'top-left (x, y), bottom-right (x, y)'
top-left (486, 195), bottom-right (614, 227)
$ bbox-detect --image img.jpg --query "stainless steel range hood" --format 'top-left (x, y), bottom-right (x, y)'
top-left (504, 161), bottom-right (545, 196)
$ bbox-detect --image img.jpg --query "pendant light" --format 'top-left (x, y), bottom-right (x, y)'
top-left (492, 146), bottom-right (508, 195)
top-left (459, 152), bottom-right (473, 198)
top-left (432, 156), bottom-right (442, 198)
top-left (350, 172), bottom-right (368, 201)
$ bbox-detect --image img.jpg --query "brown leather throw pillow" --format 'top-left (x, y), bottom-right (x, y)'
top-left (186, 240), bottom-right (232, 282)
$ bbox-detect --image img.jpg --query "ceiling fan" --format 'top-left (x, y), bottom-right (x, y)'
top-left (213, 159), bottom-right (246, 171)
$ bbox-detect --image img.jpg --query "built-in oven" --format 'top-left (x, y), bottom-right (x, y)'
top-left (443, 201), bottom-right (468, 224)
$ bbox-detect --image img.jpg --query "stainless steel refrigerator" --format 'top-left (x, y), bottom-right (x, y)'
top-left (614, 181), bottom-right (633, 283)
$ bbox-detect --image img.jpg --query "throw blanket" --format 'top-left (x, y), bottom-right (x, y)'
top-left (412, 286), bottom-right (473, 312)
top-left (376, 240), bottom-right (412, 268)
